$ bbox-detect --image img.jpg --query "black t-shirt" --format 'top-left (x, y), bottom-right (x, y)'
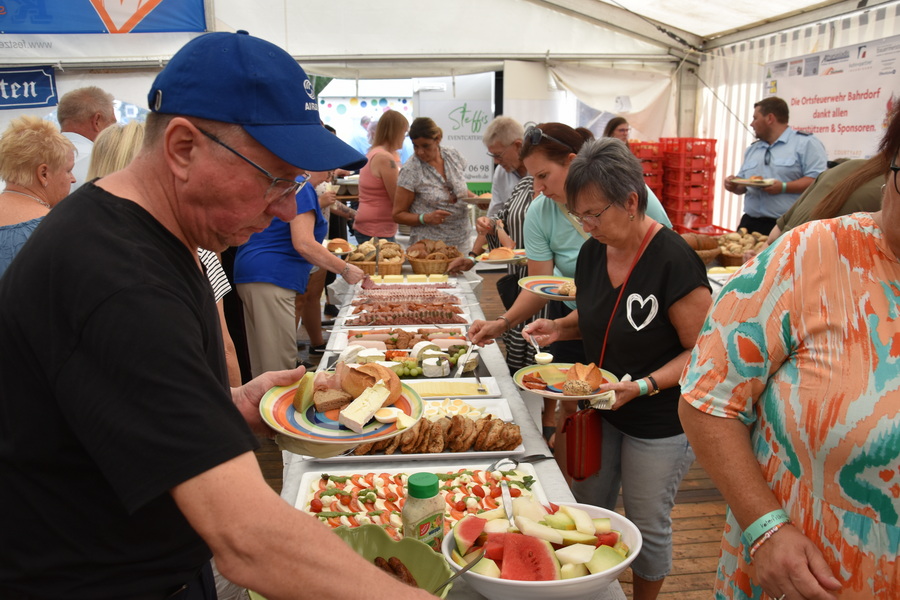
top-left (0, 184), bottom-right (259, 598)
top-left (575, 226), bottom-right (710, 439)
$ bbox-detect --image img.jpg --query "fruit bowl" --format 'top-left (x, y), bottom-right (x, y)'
top-left (440, 502), bottom-right (642, 600)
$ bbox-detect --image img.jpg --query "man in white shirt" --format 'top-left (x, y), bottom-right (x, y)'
top-left (57, 86), bottom-right (117, 189)
top-left (483, 116), bottom-right (527, 218)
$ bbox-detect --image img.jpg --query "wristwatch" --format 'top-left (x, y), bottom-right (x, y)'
top-left (647, 375), bottom-right (660, 396)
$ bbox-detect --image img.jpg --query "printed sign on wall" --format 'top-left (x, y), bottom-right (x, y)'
top-left (765, 34), bottom-right (900, 159)
top-left (0, 65), bottom-right (56, 110)
top-left (0, 0), bottom-right (205, 34)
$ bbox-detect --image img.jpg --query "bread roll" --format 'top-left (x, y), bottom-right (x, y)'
top-left (327, 238), bottom-right (351, 252)
top-left (338, 363), bottom-right (376, 398)
top-left (487, 247), bottom-right (516, 260)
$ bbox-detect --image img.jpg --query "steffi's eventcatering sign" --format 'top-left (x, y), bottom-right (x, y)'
top-left (765, 34), bottom-right (900, 159)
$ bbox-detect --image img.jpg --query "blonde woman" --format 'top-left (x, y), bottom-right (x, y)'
top-left (0, 115), bottom-right (75, 278)
top-left (86, 121), bottom-right (145, 180)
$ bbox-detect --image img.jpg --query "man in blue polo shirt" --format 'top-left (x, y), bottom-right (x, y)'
top-left (725, 97), bottom-right (828, 235)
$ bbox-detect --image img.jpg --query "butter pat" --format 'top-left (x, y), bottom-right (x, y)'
top-left (383, 274), bottom-right (404, 283)
top-left (406, 274), bottom-right (427, 283)
top-left (427, 274), bottom-right (448, 283)
top-left (396, 412), bottom-right (417, 430)
top-left (339, 380), bottom-right (392, 433)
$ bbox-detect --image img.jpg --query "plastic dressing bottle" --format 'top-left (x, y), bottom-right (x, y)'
top-left (402, 472), bottom-right (444, 551)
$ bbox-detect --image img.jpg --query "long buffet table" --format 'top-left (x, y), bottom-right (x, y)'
top-left (280, 272), bottom-right (627, 600)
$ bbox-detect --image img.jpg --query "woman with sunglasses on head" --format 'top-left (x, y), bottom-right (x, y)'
top-left (522, 137), bottom-right (712, 600)
top-left (469, 123), bottom-right (672, 457)
top-left (393, 117), bottom-right (477, 253)
top-left (234, 169), bottom-right (367, 377)
top-left (678, 105), bottom-right (900, 600)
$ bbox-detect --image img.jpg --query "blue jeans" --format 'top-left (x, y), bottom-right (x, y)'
top-left (571, 418), bottom-right (695, 581)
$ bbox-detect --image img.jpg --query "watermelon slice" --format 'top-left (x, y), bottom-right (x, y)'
top-left (499, 532), bottom-right (561, 581)
top-left (483, 532), bottom-right (509, 561)
top-left (453, 515), bottom-right (487, 555)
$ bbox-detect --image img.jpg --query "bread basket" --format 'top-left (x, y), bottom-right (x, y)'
top-left (348, 256), bottom-right (404, 276)
top-left (695, 247), bottom-right (722, 265)
top-left (407, 256), bottom-right (449, 275)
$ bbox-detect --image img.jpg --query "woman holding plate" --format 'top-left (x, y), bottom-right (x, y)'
top-left (522, 138), bottom-right (711, 600)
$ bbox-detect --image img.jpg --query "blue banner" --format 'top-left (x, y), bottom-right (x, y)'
top-left (0, 0), bottom-right (205, 34)
top-left (0, 65), bottom-right (56, 110)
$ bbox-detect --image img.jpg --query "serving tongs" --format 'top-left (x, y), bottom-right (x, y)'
top-left (373, 237), bottom-right (380, 277)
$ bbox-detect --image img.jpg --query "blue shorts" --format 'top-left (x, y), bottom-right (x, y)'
top-left (571, 419), bottom-right (694, 581)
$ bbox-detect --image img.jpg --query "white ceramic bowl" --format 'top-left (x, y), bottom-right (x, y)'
top-left (440, 502), bottom-right (642, 600)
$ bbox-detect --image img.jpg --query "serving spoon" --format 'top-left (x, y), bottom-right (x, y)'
top-left (432, 547), bottom-right (486, 595)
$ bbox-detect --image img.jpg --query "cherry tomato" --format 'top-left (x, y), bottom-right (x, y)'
top-left (455, 500), bottom-right (467, 512)
top-left (385, 492), bottom-right (398, 503)
top-left (339, 494), bottom-right (352, 506)
top-left (509, 487), bottom-right (522, 497)
top-left (472, 485), bottom-right (485, 498)
top-left (489, 486), bottom-right (502, 498)
top-left (310, 498), bottom-right (324, 513)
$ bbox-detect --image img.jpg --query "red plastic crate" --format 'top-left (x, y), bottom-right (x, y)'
top-left (663, 153), bottom-right (716, 170)
top-left (664, 169), bottom-right (714, 186)
top-left (673, 223), bottom-right (731, 237)
top-left (663, 183), bottom-right (713, 200)
top-left (660, 137), bottom-right (717, 156)
top-left (643, 172), bottom-right (663, 187)
top-left (649, 185), bottom-right (663, 199)
top-left (663, 196), bottom-right (713, 213)
top-left (629, 141), bottom-right (661, 159)
top-left (641, 159), bottom-right (662, 173)
top-left (667, 209), bottom-right (713, 229)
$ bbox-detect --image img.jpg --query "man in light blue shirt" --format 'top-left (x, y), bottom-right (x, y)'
top-left (725, 97), bottom-right (828, 234)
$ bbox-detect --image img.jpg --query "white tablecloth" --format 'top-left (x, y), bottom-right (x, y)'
top-left (281, 275), bottom-right (626, 600)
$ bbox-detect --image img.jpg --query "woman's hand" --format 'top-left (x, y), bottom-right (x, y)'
top-left (522, 318), bottom-right (559, 348)
top-left (341, 263), bottom-right (366, 285)
top-left (599, 379), bottom-right (643, 410)
top-left (752, 525), bottom-right (841, 600)
top-left (318, 189), bottom-right (337, 209)
top-left (446, 257), bottom-right (474, 274)
top-left (233, 365), bottom-right (306, 437)
top-left (475, 216), bottom-right (494, 235)
top-left (468, 319), bottom-right (504, 346)
top-left (425, 209), bottom-right (452, 225)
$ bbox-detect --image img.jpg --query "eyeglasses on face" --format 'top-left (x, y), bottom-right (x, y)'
top-left (568, 202), bottom-right (614, 226)
top-left (486, 145), bottom-right (509, 160)
top-left (524, 126), bottom-right (576, 153)
top-left (890, 154), bottom-right (900, 196)
top-left (197, 128), bottom-right (305, 202)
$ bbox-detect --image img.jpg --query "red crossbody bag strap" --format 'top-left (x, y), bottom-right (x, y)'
top-left (597, 223), bottom-right (657, 368)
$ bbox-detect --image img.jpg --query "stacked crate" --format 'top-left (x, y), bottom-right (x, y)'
top-left (659, 138), bottom-right (717, 230)
top-left (628, 141), bottom-right (663, 200)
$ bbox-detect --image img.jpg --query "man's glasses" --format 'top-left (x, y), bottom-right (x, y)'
top-left (198, 128), bottom-right (305, 202)
top-left (524, 126), bottom-right (576, 153)
top-left (487, 146), bottom-right (508, 160)
top-left (568, 203), bottom-right (613, 226)
top-left (890, 155), bottom-right (900, 196)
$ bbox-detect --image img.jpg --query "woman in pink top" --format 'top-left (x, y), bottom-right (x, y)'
top-left (355, 110), bottom-right (408, 243)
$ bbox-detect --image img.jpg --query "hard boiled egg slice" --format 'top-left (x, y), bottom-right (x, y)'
top-left (535, 352), bottom-right (554, 365)
top-left (374, 407), bottom-right (404, 423)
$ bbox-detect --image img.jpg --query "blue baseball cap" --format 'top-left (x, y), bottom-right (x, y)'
top-left (148, 31), bottom-right (366, 171)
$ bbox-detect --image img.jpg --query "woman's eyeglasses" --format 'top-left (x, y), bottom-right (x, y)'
top-left (198, 128), bottom-right (305, 202)
top-left (524, 126), bottom-right (576, 153)
top-left (568, 203), bottom-right (613, 226)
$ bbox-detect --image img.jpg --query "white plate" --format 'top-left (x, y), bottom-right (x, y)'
top-left (476, 249), bottom-right (528, 265)
top-left (329, 325), bottom-right (468, 351)
top-left (312, 398), bottom-right (525, 463)
top-left (405, 377), bottom-right (502, 399)
top-left (731, 177), bottom-right (775, 187)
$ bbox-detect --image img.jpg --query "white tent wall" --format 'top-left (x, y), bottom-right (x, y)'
top-left (696, 1), bottom-right (900, 230)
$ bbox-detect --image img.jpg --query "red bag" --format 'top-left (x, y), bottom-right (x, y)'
top-left (561, 408), bottom-right (603, 481)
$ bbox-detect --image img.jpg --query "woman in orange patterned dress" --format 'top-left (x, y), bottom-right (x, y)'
top-left (679, 104), bottom-right (900, 600)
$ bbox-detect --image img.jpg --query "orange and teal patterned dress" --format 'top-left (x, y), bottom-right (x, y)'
top-left (680, 213), bottom-right (900, 599)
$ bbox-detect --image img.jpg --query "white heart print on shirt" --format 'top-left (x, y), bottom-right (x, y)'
top-left (626, 293), bottom-right (658, 331)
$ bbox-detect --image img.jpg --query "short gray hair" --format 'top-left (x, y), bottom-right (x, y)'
top-left (483, 116), bottom-right (524, 146)
top-left (565, 138), bottom-right (647, 215)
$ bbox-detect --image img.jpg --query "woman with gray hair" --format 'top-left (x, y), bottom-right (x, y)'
top-left (523, 137), bottom-right (712, 600)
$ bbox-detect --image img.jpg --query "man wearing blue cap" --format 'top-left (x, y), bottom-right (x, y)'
top-left (0, 32), bottom-right (432, 600)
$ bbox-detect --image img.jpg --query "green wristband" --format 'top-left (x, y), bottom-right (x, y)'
top-left (418, 213), bottom-right (426, 225)
top-left (635, 378), bottom-right (649, 396)
top-left (741, 509), bottom-right (790, 547)
top-left (781, 181), bottom-right (788, 194)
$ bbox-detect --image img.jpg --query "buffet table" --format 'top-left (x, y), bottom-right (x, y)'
top-left (279, 274), bottom-right (627, 600)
